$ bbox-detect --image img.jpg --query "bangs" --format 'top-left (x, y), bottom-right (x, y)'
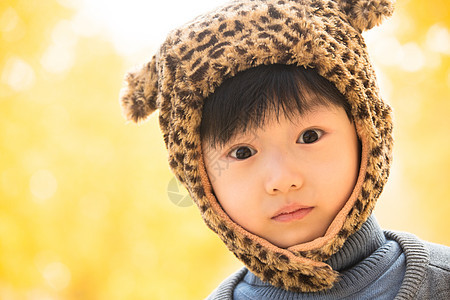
top-left (200, 64), bottom-right (351, 148)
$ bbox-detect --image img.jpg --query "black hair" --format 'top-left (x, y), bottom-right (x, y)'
top-left (200, 64), bottom-right (352, 148)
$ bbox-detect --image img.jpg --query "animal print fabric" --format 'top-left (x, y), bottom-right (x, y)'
top-left (120, 0), bottom-right (395, 292)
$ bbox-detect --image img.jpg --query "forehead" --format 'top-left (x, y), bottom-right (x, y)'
top-left (242, 99), bottom-right (344, 132)
top-left (208, 103), bottom-right (346, 147)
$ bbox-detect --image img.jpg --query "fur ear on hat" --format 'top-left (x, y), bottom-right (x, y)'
top-left (120, 56), bottom-right (159, 123)
top-left (337, 0), bottom-right (395, 32)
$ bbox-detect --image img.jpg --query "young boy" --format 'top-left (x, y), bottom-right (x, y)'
top-left (120, 0), bottom-right (450, 298)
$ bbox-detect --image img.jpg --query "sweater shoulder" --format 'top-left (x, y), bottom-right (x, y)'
top-left (424, 240), bottom-right (450, 272)
top-left (205, 268), bottom-right (247, 300)
top-left (385, 230), bottom-right (450, 299)
top-left (420, 241), bottom-right (450, 299)
top-left (386, 230), bottom-right (450, 271)
top-left (384, 230), bottom-right (450, 273)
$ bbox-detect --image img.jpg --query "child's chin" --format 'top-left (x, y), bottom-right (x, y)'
top-left (270, 234), bottom-right (320, 249)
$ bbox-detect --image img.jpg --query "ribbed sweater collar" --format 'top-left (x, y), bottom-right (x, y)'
top-left (325, 214), bottom-right (386, 271)
top-left (239, 215), bottom-right (400, 298)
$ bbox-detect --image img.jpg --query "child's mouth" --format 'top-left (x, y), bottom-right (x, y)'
top-left (271, 205), bottom-right (314, 223)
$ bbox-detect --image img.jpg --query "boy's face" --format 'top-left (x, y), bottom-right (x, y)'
top-left (202, 104), bottom-right (360, 248)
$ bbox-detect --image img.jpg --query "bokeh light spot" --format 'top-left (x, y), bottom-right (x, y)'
top-left (56, 0), bottom-right (81, 10)
top-left (69, 11), bottom-right (102, 38)
top-left (52, 19), bottom-right (78, 48)
top-left (0, 7), bottom-right (19, 32)
top-left (372, 36), bottom-right (403, 66)
top-left (29, 169), bottom-right (58, 202)
top-left (400, 42), bottom-right (425, 72)
top-left (42, 262), bottom-right (71, 291)
top-left (26, 289), bottom-right (55, 300)
top-left (40, 20), bottom-right (78, 74)
top-left (40, 43), bottom-right (75, 74)
top-left (1, 56), bottom-right (35, 91)
top-left (0, 7), bottom-right (25, 42)
top-left (426, 24), bottom-right (450, 55)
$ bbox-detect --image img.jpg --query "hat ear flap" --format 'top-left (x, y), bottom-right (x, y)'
top-left (120, 56), bottom-right (159, 123)
top-left (337, 0), bottom-right (395, 32)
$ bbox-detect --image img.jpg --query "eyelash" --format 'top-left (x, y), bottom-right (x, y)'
top-left (228, 145), bottom-right (257, 160)
top-left (226, 129), bottom-right (324, 160)
top-left (297, 128), bottom-right (324, 144)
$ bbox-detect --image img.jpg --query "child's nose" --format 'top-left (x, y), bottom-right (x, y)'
top-left (264, 153), bottom-right (303, 194)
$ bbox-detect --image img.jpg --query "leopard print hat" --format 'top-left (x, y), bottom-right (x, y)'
top-left (120, 0), bottom-right (394, 292)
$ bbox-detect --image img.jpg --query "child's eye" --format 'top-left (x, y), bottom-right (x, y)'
top-left (229, 146), bottom-right (257, 160)
top-left (297, 129), bottom-right (324, 144)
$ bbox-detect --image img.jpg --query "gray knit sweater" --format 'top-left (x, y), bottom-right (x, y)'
top-left (206, 216), bottom-right (450, 299)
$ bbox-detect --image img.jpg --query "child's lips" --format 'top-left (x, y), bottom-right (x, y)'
top-left (271, 204), bottom-right (314, 223)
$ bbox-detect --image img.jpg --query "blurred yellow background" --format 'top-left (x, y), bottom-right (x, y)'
top-left (0, 0), bottom-right (449, 299)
